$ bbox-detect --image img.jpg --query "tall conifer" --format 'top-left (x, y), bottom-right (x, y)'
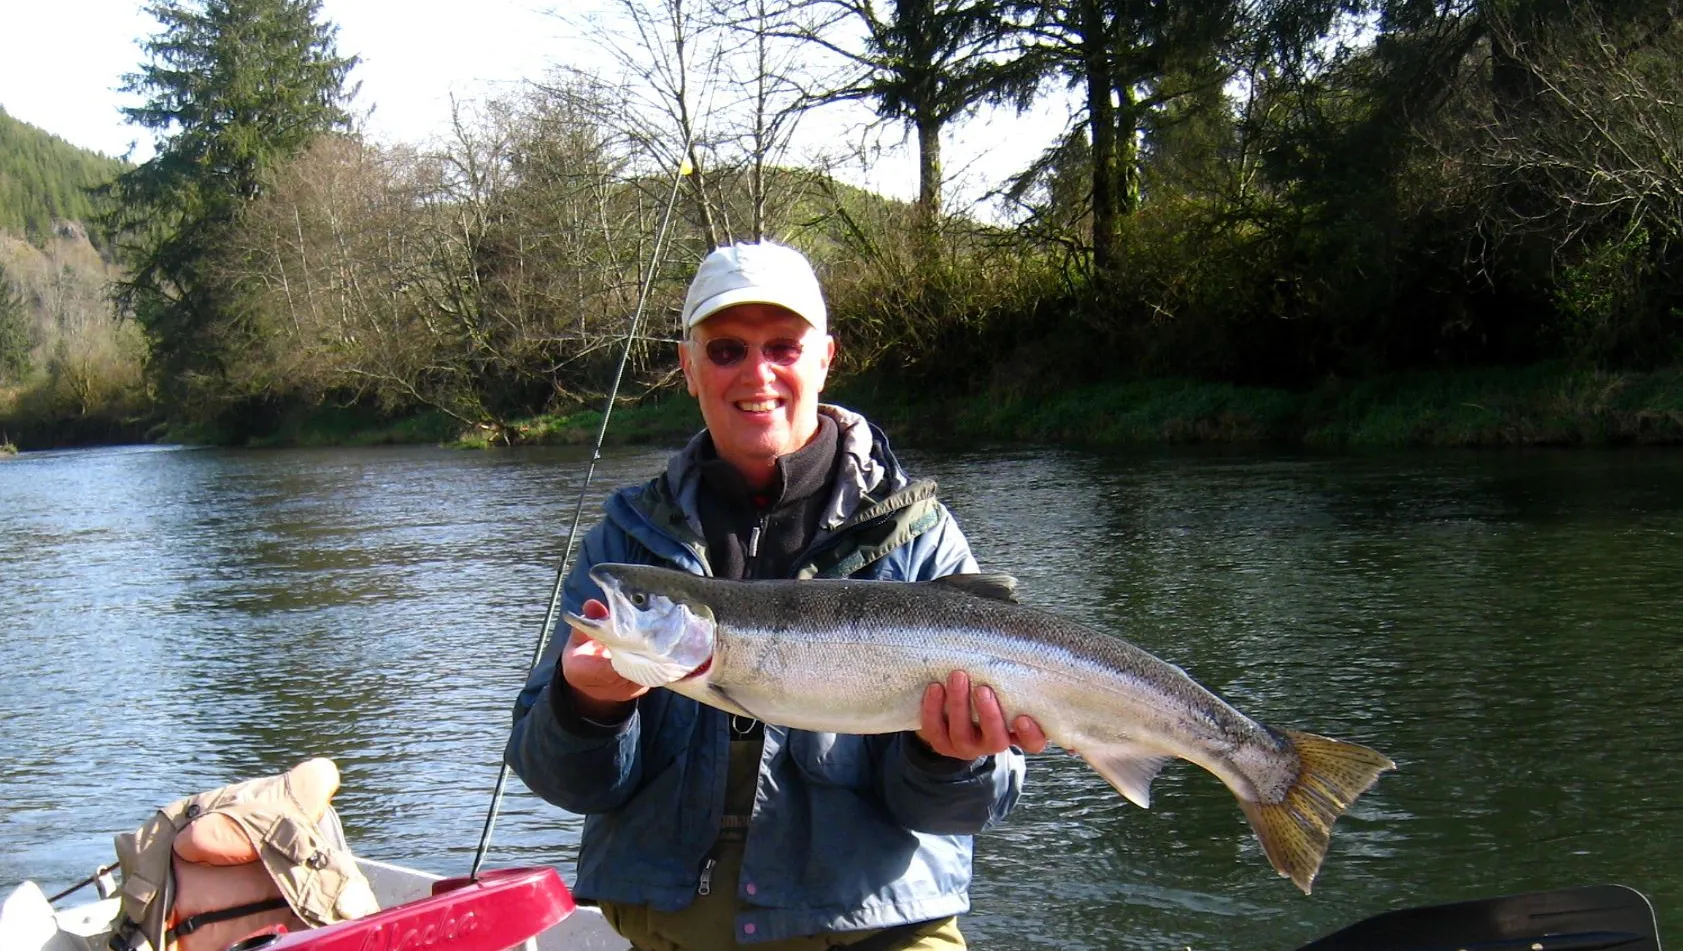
top-left (103, 0), bottom-right (356, 412)
top-left (0, 263), bottom-right (28, 383)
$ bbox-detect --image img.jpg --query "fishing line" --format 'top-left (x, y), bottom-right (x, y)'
top-left (469, 138), bottom-right (698, 880)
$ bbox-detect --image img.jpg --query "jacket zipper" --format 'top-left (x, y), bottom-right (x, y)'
top-left (697, 844), bottom-right (721, 896)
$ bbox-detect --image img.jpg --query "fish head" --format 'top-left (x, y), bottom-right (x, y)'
top-left (563, 563), bottom-right (717, 688)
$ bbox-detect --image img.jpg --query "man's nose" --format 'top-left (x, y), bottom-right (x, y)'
top-left (741, 349), bottom-right (779, 381)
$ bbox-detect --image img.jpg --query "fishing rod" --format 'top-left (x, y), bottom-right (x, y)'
top-left (469, 143), bottom-right (698, 880)
top-left (46, 862), bottom-right (119, 903)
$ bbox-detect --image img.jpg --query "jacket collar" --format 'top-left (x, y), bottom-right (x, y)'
top-left (661, 403), bottom-right (908, 535)
top-left (693, 413), bottom-right (839, 512)
top-left (607, 404), bottom-right (938, 579)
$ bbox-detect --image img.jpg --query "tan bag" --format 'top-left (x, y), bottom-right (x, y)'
top-left (107, 759), bottom-right (379, 951)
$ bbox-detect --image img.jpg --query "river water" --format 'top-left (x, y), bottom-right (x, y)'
top-left (2, 442), bottom-right (1679, 949)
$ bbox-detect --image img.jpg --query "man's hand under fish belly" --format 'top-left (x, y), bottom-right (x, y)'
top-left (917, 670), bottom-right (1049, 759)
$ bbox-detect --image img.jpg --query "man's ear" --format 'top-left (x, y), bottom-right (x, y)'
top-left (678, 340), bottom-right (699, 397)
top-left (817, 335), bottom-right (837, 390)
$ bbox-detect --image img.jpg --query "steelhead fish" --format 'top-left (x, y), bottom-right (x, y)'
top-left (565, 563), bottom-right (1395, 893)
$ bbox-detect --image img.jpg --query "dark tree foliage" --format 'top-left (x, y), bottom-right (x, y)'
top-left (101, 0), bottom-right (356, 413)
top-left (1012, 0), bottom-right (1358, 289)
top-left (798, 0), bottom-right (1038, 236)
top-left (1465, 0), bottom-right (1683, 368)
top-left (1221, 0), bottom-right (1683, 380)
top-left (1219, 9), bottom-right (1490, 378)
top-left (26, 0), bottom-right (1675, 440)
top-left (0, 108), bottom-right (127, 246)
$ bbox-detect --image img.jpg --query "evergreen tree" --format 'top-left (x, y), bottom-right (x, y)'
top-left (0, 262), bottom-right (29, 382)
top-left (102, 0), bottom-right (356, 410)
top-left (799, 0), bottom-right (1037, 258)
top-left (1009, 0), bottom-right (1361, 288)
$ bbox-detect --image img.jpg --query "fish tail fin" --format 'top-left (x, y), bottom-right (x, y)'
top-left (1237, 729), bottom-right (1395, 895)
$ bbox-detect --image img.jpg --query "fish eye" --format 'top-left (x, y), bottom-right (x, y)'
top-left (629, 592), bottom-right (647, 607)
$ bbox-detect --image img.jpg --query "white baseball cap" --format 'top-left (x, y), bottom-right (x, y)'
top-left (681, 242), bottom-right (828, 335)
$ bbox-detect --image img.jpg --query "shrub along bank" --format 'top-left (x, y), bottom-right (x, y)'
top-left (426, 364), bottom-right (1683, 452)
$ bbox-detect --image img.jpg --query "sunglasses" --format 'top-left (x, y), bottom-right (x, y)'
top-left (701, 337), bottom-right (805, 368)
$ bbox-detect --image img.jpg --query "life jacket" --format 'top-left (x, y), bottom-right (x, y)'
top-left (107, 758), bottom-right (380, 951)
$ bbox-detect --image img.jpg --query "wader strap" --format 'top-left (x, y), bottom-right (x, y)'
top-left (715, 735), bottom-right (760, 846)
top-left (167, 897), bottom-right (293, 941)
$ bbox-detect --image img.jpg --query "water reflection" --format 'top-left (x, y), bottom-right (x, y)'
top-left (3, 443), bottom-right (1680, 949)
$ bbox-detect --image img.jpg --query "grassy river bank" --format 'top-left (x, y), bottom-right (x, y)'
top-left (6, 363), bottom-right (1683, 453)
top-left (464, 363), bottom-right (1683, 452)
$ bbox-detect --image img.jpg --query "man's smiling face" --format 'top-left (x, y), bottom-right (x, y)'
top-left (678, 302), bottom-right (835, 487)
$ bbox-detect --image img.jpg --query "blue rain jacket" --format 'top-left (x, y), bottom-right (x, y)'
top-left (506, 405), bottom-right (1026, 943)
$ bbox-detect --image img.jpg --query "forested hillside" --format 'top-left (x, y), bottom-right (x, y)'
top-left (0, 107), bottom-right (127, 245)
top-left (0, 108), bottom-right (144, 447)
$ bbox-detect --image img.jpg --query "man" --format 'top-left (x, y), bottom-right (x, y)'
top-left (506, 241), bottom-right (1046, 950)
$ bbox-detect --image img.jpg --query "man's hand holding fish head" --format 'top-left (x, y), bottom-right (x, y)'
top-left (561, 599), bottom-right (649, 721)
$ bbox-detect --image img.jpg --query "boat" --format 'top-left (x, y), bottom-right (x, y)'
top-left (2, 859), bottom-right (629, 951)
top-left (5, 857), bottom-right (1663, 951)
top-left (0, 754), bottom-right (1665, 950)
top-left (0, 755), bottom-right (630, 951)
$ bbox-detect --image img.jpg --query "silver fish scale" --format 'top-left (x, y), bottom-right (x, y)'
top-left (685, 576), bottom-right (1270, 760)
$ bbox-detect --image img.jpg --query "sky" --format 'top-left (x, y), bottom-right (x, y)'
top-left (0, 0), bottom-right (1067, 216)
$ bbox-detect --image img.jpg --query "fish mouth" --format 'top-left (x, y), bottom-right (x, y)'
top-left (563, 607), bottom-right (608, 637)
top-left (565, 569), bottom-right (625, 636)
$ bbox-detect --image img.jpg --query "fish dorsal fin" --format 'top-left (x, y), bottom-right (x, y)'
top-left (932, 573), bottom-right (1020, 603)
top-left (1074, 738), bottom-right (1174, 809)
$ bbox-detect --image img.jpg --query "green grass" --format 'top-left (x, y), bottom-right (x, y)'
top-left (457, 396), bottom-right (704, 449)
top-left (837, 376), bottom-right (1302, 447)
top-left (480, 365), bottom-right (1683, 450)
top-left (238, 407), bottom-right (463, 448)
top-left (843, 364), bottom-right (1683, 449)
top-left (1301, 364), bottom-right (1683, 447)
top-left (144, 397), bottom-right (703, 450)
top-left (16, 363), bottom-right (1683, 451)
top-left (154, 406), bottom-right (465, 448)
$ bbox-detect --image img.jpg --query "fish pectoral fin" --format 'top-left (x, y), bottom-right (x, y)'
top-left (1078, 741), bottom-right (1174, 809)
top-left (609, 652), bottom-right (696, 688)
top-left (705, 684), bottom-right (762, 719)
top-left (931, 572), bottom-right (1020, 603)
